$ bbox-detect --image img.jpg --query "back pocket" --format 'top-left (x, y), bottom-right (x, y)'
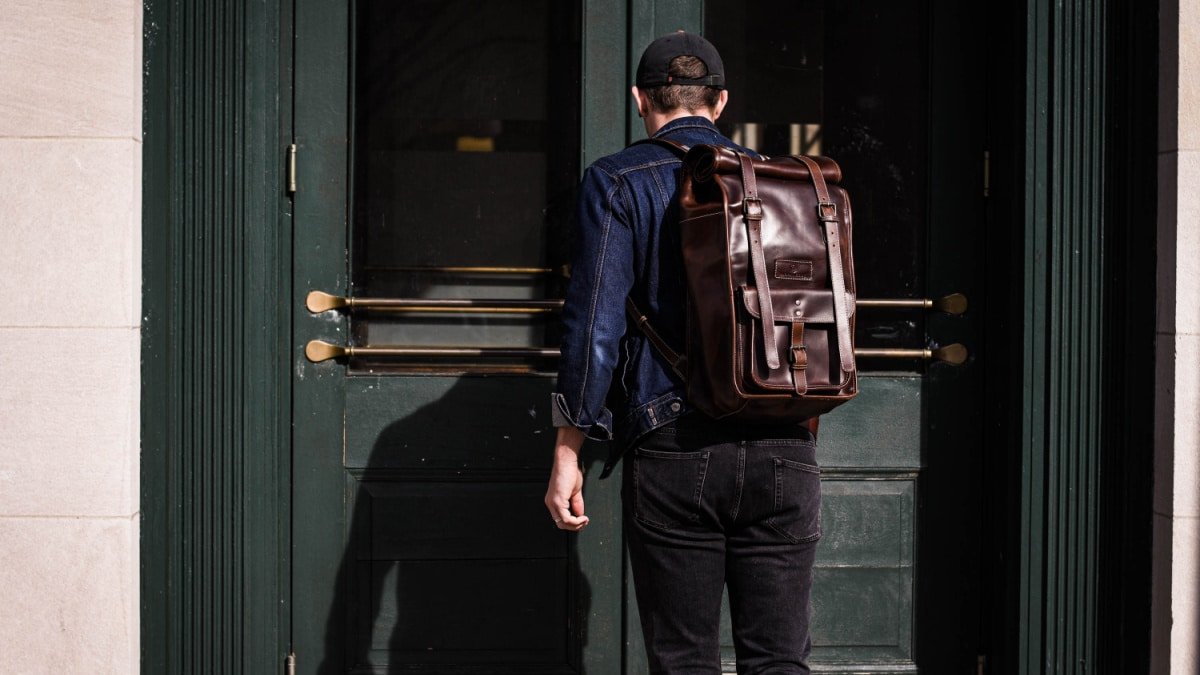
top-left (766, 457), bottom-right (822, 543)
top-left (632, 448), bottom-right (710, 531)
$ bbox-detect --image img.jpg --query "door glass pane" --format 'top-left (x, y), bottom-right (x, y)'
top-left (351, 0), bottom-right (580, 372)
top-left (706, 0), bottom-right (929, 367)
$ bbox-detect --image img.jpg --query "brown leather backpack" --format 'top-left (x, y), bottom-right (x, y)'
top-left (627, 141), bottom-right (859, 422)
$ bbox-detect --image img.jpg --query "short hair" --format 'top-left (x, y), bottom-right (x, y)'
top-left (641, 55), bottom-right (723, 114)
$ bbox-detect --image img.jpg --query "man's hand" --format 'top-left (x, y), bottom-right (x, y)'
top-left (544, 426), bottom-right (590, 531)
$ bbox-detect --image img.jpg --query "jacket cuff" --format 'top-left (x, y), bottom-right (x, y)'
top-left (550, 392), bottom-right (614, 442)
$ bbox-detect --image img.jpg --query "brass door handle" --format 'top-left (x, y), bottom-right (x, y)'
top-left (306, 291), bottom-right (562, 314)
top-left (304, 341), bottom-right (561, 363)
top-left (855, 344), bottom-right (968, 365)
top-left (360, 265), bottom-right (568, 275)
top-left (304, 340), bottom-right (969, 365)
top-left (855, 292), bottom-right (967, 314)
top-left (305, 291), bottom-right (968, 315)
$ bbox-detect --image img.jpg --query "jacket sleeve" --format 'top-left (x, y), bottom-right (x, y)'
top-left (551, 164), bottom-right (635, 441)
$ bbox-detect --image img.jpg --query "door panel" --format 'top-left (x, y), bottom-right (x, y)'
top-left (294, 0), bottom-right (985, 673)
top-left (294, 1), bottom-right (625, 673)
top-left (692, 1), bottom-right (983, 672)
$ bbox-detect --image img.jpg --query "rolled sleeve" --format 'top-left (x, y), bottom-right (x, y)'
top-left (553, 164), bottom-right (635, 441)
top-left (549, 391), bottom-right (614, 441)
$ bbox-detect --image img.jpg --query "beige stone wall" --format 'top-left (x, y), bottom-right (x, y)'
top-left (1155, 0), bottom-right (1200, 673)
top-left (0, 1), bottom-right (141, 672)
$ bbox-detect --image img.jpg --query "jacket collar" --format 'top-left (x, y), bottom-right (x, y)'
top-left (651, 115), bottom-right (720, 138)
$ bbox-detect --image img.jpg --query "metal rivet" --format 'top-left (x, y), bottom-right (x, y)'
top-left (795, 299), bottom-right (802, 305)
top-left (670, 402), bottom-right (681, 412)
top-left (795, 310), bottom-right (802, 316)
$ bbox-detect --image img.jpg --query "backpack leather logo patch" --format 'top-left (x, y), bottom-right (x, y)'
top-left (774, 259), bottom-right (813, 281)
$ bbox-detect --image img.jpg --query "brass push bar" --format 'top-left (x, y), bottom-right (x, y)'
top-left (304, 340), bottom-right (969, 365)
top-left (304, 341), bottom-right (561, 363)
top-left (856, 293), bottom-right (967, 314)
top-left (856, 344), bottom-right (969, 365)
top-left (366, 265), bottom-right (564, 275)
top-left (306, 291), bottom-right (562, 314)
top-left (306, 291), bottom-right (968, 316)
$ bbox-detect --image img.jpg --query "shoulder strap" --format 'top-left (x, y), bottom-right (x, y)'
top-left (622, 137), bottom-right (690, 379)
top-left (630, 137), bottom-right (690, 156)
top-left (625, 297), bottom-right (687, 381)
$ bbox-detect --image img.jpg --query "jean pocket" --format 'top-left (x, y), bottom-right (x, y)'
top-left (632, 447), bottom-right (710, 531)
top-left (766, 457), bottom-right (822, 543)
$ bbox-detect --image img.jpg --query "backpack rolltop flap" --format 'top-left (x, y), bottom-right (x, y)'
top-left (684, 145), bottom-right (843, 184)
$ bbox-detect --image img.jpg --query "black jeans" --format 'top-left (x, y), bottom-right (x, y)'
top-left (622, 414), bottom-right (821, 675)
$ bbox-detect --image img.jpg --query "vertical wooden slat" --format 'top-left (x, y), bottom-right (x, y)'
top-left (1084, 0), bottom-right (1105, 664)
top-left (141, 0), bottom-right (287, 671)
top-left (1094, 0), bottom-right (1157, 667)
top-left (578, 2), bottom-right (636, 671)
top-left (624, 0), bottom-right (703, 145)
top-left (1021, 0), bottom-right (1049, 670)
top-left (1021, 0), bottom-right (1107, 672)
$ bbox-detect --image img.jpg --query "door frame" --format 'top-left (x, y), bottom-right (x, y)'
top-left (139, 0), bottom-right (1159, 672)
top-left (140, 0), bottom-right (293, 671)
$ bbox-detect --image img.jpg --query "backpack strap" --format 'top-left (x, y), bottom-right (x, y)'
top-left (630, 137), bottom-right (690, 156)
top-left (795, 155), bottom-right (856, 374)
top-left (739, 154), bottom-right (782, 370)
top-left (623, 137), bottom-right (691, 380)
top-left (625, 297), bottom-right (687, 381)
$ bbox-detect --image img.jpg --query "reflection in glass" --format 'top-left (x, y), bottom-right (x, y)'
top-left (706, 0), bottom-right (929, 359)
top-left (350, 0), bottom-right (581, 371)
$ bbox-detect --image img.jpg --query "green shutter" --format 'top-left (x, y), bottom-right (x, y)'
top-left (140, 0), bottom-right (289, 671)
top-left (1021, 0), bottom-right (1106, 672)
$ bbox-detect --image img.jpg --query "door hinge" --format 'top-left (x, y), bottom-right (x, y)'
top-left (982, 150), bottom-right (990, 197)
top-left (286, 651), bottom-right (296, 675)
top-left (977, 653), bottom-right (987, 675)
top-left (287, 143), bottom-right (298, 195)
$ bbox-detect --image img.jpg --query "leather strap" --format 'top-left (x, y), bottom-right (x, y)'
top-left (790, 322), bottom-right (808, 395)
top-left (622, 137), bottom-right (690, 380)
top-left (625, 297), bottom-right (687, 380)
top-left (630, 137), bottom-right (690, 156)
top-left (796, 156), bottom-right (854, 374)
top-left (739, 154), bottom-right (781, 370)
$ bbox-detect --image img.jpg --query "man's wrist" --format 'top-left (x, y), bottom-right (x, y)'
top-left (554, 445), bottom-right (580, 463)
top-left (554, 425), bottom-right (586, 463)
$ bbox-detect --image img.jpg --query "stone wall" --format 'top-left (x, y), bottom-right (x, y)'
top-left (1155, 0), bottom-right (1200, 673)
top-left (0, 1), bottom-right (141, 671)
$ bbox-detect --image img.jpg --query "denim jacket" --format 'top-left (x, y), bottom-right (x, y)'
top-left (551, 116), bottom-right (758, 478)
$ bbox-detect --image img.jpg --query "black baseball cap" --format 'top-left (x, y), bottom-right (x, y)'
top-left (635, 31), bottom-right (726, 90)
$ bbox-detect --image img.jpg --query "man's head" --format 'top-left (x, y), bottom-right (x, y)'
top-left (632, 31), bottom-right (729, 134)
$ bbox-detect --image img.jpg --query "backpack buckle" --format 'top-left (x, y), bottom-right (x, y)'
top-left (788, 344), bottom-right (808, 368)
top-left (817, 201), bottom-right (837, 221)
top-left (743, 198), bottom-right (764, 221)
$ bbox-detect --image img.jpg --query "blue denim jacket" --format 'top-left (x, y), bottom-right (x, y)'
top-left (551, 116), bottom-right (757, 478)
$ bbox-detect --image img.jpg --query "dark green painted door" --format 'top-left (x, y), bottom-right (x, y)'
top-left (292, 1), bottom-right (628, 672)
top-left (291, 1), bottom-right (991, 673)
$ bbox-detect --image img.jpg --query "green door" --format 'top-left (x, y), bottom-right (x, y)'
top-left (291, 1), bottom-right (990, 673)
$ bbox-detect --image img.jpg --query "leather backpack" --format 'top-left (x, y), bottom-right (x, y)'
top-left (627, 140), bottom-right (859, 422)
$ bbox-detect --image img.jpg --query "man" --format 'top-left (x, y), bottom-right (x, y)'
top-left (544, 32), bottom-right (822, 675)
